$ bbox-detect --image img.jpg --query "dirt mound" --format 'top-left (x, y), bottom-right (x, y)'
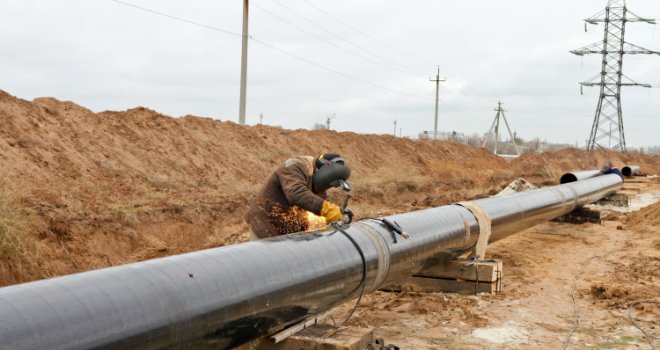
top-left (496, 178), bottom-right (536, 196)
top-left (1, 89), bottom-right (660, 286)
top-left (511, 148), bottom-right (660, 185)
top-left (0, 90), bottom-right (512, 285)
top-left (626, 200), bottom-right (660, 227)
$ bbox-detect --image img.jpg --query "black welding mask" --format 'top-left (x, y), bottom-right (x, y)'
top-left (312, 154), bottom-right (351, 194)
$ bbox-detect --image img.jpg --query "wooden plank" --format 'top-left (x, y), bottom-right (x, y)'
top-left (254, 325), bottom-right (374, 350)
top-left (553, 207), bottom-right (601, 224)
top-left (415, 259), bottom-right (502, 282)
top-left (625, 178), bottom-right (649, 184)
top-left (596, 193), bottom-right (630, 207)
top-left (617, 190), bottom-right (639, 196)
top-left (388, 276), bottom-right (499, 294)
top-left (269, 312), bottom-right (329, 343)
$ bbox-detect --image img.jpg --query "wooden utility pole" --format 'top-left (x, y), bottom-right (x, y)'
top-left (238, 0), bottom-right (249, 125)
top-left (430, 66), bottom-right (446, 140)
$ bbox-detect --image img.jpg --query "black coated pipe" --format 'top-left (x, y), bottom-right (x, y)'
top-left (559, 169), bottom-right (602, 184)
top-left (0, 174), bottom-right (623, 350)
top-left (622, 165), bottom-right (640, 177)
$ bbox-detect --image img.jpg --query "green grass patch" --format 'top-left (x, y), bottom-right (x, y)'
top-left (594, 335), bottom-right (644, 349)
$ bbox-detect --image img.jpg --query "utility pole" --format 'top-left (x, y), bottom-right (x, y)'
top-left (571, 0), bottom-right (658, 152)
top-left (325, 113), bottom-right (336, 130)
top-left (482, 101), bottom-right (520, 156)
top-left (393, 120), bottom-right (397, 136)
top-left (429, 66), bottom-right (446, 140)
top-left (238, 0), bottom-right (249, 125)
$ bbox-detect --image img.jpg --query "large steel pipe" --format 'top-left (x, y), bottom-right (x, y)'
top-left (0, 174), bottom-right (623, 350)
top-left (622, 165), bottom-right (640, 177)
top-left (559, 169), bottom-right (602, 184)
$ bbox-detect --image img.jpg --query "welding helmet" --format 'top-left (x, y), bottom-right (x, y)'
top-left (312, 153), bottom-right (351, 194)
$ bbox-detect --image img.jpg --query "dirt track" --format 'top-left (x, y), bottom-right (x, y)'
top-left (0, 90), bottom-right (659, 348)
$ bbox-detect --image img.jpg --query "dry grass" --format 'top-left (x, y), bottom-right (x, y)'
top-left (0, 181), bottom-right (40, 270)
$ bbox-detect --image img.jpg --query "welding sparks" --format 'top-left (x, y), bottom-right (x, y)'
top-left (306, 211), bottom-right (328, 230)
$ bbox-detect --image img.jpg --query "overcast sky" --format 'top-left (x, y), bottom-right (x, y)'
top-left (1, 0), bottom-right (659, 147)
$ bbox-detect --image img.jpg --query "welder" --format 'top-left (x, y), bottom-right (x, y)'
top-left (245, 153), bottom-right (351, 240)
top-left (602, 161), bottom-right (624, 180)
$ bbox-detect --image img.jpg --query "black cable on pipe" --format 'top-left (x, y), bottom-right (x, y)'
top-left (330, 224), bottom-right (367, 331)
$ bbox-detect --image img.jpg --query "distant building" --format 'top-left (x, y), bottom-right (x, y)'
top-left (418, 130), bottom-right (465, 142)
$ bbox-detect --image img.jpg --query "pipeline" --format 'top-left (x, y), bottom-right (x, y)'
top-left (0, 174), bottom-right (623, 350)
top-left (559, 169), bottom-right (602, 184)
top-left (622, 165), bottom-right (640, 177)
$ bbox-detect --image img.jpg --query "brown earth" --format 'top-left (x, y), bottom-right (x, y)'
top-left (1, 90), bottom-right (659, 348)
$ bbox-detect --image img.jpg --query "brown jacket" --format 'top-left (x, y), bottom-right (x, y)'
top-left (245, 156), bottom-right (325, 238)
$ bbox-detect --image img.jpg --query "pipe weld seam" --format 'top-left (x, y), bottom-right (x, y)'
top-left (354, 222), bottom-right (391, 291)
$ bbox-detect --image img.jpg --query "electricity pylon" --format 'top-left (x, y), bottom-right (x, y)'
top-left (482, 101), bottom-right (520, 156)
top-left (571, 0), bottom-right (659, 152)
top-left (325, 113), bottom-right (336, 130)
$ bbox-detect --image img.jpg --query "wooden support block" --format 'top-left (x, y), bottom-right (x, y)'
top-left (253, 325), bottom-right (374, 350)
top-left (625, 178), bottom-right (649, 184)
top-left (387, 276), bottom-right (500, 294)
top-left (269, 312), bottom-right (329, 343)
top-left (553, 207), bottom-right (601, 224)
top-left (617, 190), bottom-right (639, 196)
top-left (416, 258), bottom-right (502, 282)
top-left (596, 193), bottom-right (630, 207)
top-left (621, 186), bottom-right (642, 192)
top-left (382, 259), bottom-right (503, 294)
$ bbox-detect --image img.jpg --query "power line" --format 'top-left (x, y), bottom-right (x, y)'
top-left (514, 124), bottom-right (660, 132)
top-left (441, 80), bottom-right (497, 110)
top-left (440, 101), bottom-right (490, 122)
top-left (508, 109), bottom-right (659, 118)
top-left (112, 0), bottom-right (616, 129)
top-left (267, 0), bottom-right (427, 77)
top-left (296, 0), bottom-right (500, 112)
top-left (250, 36), bottom-right (427, 99)
top-left (251, 1), bottom-right (422, 78)
top-left (276, 0), bottom-right (501, 116)
top-left (110, 0), bottom-right (429, 101)
top-left (298, 0), bottom-right (438, 68)
top-left (110, 0), bottom-right (243, 38)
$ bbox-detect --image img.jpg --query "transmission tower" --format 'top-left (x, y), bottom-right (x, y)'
top-left (325, 113), bottom-right (336, 130)
top-left (482, 101), bottom-right (520, 156)
top-left (571, 0), bottom-right (659, 152)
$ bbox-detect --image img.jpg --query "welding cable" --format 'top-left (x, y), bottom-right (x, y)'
top-left (360, 218), bottom-right (404, 243)
top-left (322, 223), bottom-right (367, 339)
top-left (628, 300), bottom-right (660, 350)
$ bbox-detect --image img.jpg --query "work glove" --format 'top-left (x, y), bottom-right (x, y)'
top-left (320, 201), bottom-right (342, 223)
